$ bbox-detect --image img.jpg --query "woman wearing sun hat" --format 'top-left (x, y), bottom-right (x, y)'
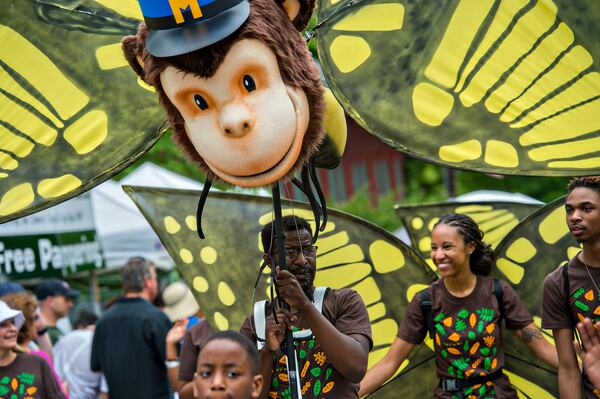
top-left (0, 300), bottom-right (64, 398)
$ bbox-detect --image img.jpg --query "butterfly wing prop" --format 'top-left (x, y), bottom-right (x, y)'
top-left (396, 201), bottom-right (541, 270)
top-left (0, 0), bottom-right (166, 222)
top-left (124, 186), bottom-right (442, 397)
top-left (315, 0), bottom-right (600, 176)
top-left (491, 196), bottom-right (579, 398)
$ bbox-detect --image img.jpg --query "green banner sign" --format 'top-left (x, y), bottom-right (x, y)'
top-left (0, 230), bottom-right (104, 280)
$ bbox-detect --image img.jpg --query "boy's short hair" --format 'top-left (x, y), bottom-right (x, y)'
top-left (198, 330), bottom-right (259, 374)
top-left (567, 176), bottom-right (600, 196)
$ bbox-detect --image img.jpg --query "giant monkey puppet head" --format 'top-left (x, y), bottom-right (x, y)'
top-left (122, 0), bottom-right (325, 188)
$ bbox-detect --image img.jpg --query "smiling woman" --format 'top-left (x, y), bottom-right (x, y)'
top-left (0, 300), bottom-right (65, 398)
top-left (360, 214), bottom-right (558, 399)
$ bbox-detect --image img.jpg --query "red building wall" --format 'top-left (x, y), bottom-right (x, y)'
top-left (285, 116), bottom-right (406, 205)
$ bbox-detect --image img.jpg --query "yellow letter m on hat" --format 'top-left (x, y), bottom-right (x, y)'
top-left (168, 0), bottom-right (203, 23)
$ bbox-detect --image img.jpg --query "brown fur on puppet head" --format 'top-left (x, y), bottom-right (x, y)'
top-left (122, 0), bottom-right (324, 188)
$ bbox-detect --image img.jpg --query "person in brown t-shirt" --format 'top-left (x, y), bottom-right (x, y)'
top-left (240, 215), bottom-right (372, 399)
top-left (360, 214), bottom-right (558, 399)
top-left (177, 321), bottom-right (214, 398)
top-left (542, 176), bottom-right (600, 399)
top-left (0, 300), bottom-right (64, 399)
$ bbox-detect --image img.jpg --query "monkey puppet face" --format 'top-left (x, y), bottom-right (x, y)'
top-left (160, 39), bottom-right (310, 188)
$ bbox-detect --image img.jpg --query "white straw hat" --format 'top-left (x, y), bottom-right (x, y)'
top-left (162, 281), bottom-right (200, 322)
top-left (0, 301), bottom-right (24, 330)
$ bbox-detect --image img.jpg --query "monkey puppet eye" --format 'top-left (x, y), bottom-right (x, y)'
top-left (242, 74), bottom-right (256, 93)
top-left (194, 94), bottom-right (209, 110)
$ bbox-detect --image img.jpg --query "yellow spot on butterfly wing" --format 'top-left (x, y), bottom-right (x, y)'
top-left (193, 276), bottom-right (209, 293)
top-left (418, 236), bottom-right (431, 253)
top-left (428, 217), bottom-right (439, 232)
top-left (439, 140), bottom-right (482, 163)
top-left (519, 97), bottom-right (600, 147)
top-left (503, 370), bottom-right (555, 399)
top-left (456, 0), bottom-right (529, 93)
top-left (63, 110), bottom-right (108, 154)
top-left (180, 248), bottom-right (193, 264)
top-left (0, 91), bottom-right (58, 147)
top-left (317, 243), bottom-right (363, 268)
top-left (185, 215), bottom-right (197, 231)
top-left (406, 284), bottom-right (429, 302)
top-left (366, 302), bottom-right (386, 321)
top-left (528, 132), bottom-right (600, 163)
top-left (352, 277), bottom-right (381, 306)
top-left (317, 231), bottom-right (349, 254)
top-left (37, 175), bottom-right (82, 199)
top-left (314, 262), bottom-right (371, 288)
top-left (332, 4), bottom-right (404, 31)
top-left (213, 312), bottom-right (229, 331)
top-left (330, 36), bottom-right (371, 74)
top-left (411, 217), bottom-right (424, 230)
top-left (567, 246), bottom-right (581, 260)
top-left (95, 43), bottom-right (129, 70)
top-left (93, 0), bottom-right (143, 19)
top-left (506, 238), bottom-right (537, 263)
top-left (539, 207), bottom-right (568, 244)
top-left (485, 22), bottom-right (574, 114)
top-left (0, 66), bottom-right (63, 129)
top-left (0, 125), bottom-right (35, 158)
top-left (200, 247), bottom-right (217, 264)
top-left (0, 183), bottom-right (34, 216)
top-left (412, 83), bottom-right (454, 126)
top-left (549, 157), bottom-right (600, 169)
top-left (426, 0), bottom-right (495, 89)
top-left (496, 258), bottom-right (525, 285)
top-left (459, 0), bottom-right (558, 108)
top-left (0, 152), bottom-right (17, 170)
top-left (484, 140), bottom-right (519, 168)
top-left (371, 318), bottom-right (398, 347)
top-left (506, 46), bottom-right (594, 126)
top-left (0, 26), bottom-right (89, 120)
top-left (515, 71), bottom-right (600, 130)
top-left (217, 282), bottom-right (236, 306)
top-left (164, 216), bottom-right (181, 234)
top-left (454, 205), bottom-right (494, 214)
top-left (369, 240), bottom-right (405, 273)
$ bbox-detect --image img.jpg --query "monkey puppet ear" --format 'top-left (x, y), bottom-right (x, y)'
top-left (122, 31), bottom-right (148, 82)
top-left (282, 0), bottom-right (315, 31)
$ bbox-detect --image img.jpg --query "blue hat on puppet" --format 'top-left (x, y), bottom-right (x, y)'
top-left (139, 0), bottom-right (250, 57)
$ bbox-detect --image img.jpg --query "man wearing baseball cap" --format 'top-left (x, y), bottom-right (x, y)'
top-left (36, 279), bottom-right (79, 344)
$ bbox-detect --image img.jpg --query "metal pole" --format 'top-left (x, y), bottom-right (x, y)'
top-left (272, 182), bottom-right (299, 399)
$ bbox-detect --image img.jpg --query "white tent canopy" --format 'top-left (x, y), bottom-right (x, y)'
top-left (91, 162), bottom-right (204, 270)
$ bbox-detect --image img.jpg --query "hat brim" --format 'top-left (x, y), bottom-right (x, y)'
top-left (0, 309), bottom-right (24, 331)
top-left (146, 0), bottom-right (250, 58)
top-left (163, 291), bottom-right (200, 322)
top-left (65, 289), bottom-right (80, 300)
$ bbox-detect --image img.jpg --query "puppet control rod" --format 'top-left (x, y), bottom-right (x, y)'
top-left (272, 182), bottom-right (301, 399)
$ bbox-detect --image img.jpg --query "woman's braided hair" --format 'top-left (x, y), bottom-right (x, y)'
top-left (434, 214), bottom-right (494, 276)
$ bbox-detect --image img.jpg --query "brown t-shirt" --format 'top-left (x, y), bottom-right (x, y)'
top-left (0, 353), bottom-right (64, 399)
top-left (178, 321), bottom-right (214, 382)
top-left (240, 288), bottom-right (372, 399)
top-left (542, 254), bottom-right (600, 398)
top-left (398, 276), bottom-right (532, 399)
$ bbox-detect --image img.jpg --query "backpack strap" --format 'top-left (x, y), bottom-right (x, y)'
top-left (253, 287), bottom-right (331, 348)
top-left (418, 287), bottom-right (435, 339)
top-left (562, 264), bottom-right (577, 328)
top-left (253, 300), bottom-right (268, 350)
top-left (493, 279), bottom-right (504, 325)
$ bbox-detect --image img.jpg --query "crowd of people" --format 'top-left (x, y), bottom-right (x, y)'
top-left (0, 176), bottom-right (599, 398)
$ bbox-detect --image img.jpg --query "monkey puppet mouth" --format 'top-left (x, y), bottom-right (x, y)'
top-left (205, 86), bottom-right (309, 188)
